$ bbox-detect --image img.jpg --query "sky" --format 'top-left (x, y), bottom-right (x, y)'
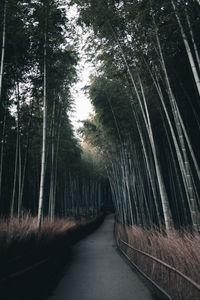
top-left (62, 3), bottom-right (95, 133)
top-left (69, 59), bottom-right (94, 132)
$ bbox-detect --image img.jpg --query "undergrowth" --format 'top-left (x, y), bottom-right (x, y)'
top-left (0, 214), bottom-right (103, 299)
top-left (0, 213), bottom-right (97, 285)
top-left (0, 214), bottom-right (77, 258)
top-left (116, 223), bottom-right (200, 300)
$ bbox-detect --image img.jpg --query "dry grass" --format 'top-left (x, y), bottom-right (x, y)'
top-left (0, 213), bottom-right (102, 266)
top-left (116, 223), bottom-right (200, 300)
top-left (1, 214), bottom-right (76, 237)
top-left (0, 214), bottom-right (77, 253)
top-left (0, 214), bottom-right (81, 281)
top-left (0, 213), bottom-right (103, 299)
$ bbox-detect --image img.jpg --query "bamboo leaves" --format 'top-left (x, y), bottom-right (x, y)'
top-left (76, 0), bottom-right (200, 230)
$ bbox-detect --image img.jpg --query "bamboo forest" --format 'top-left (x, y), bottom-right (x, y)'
top-left (0, 1), bottom-right (200, 300)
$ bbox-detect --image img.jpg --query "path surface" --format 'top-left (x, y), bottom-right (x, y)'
top-left (48, 215), bottom-right (154, 300)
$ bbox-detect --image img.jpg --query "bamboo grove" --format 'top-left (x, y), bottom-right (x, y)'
top-left (0, 0), bottom-right (108, 223)
top-left (75, 0), bottom-right (200, 230)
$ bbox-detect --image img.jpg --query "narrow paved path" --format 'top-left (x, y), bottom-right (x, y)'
top-left (48, 215), bottom-right (154, 300)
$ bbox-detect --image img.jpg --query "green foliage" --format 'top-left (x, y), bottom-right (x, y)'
top-left (0, 0), bottom-right (80, 215)
top-left (0, 0), bottom-right (108, 219)
top-left (74, 0), bottom-right (200, 227)
top-left (81, 144), bottom-right (106, 179)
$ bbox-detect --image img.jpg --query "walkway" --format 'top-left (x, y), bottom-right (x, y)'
top-left (48, 215), bottom-right (154, 300)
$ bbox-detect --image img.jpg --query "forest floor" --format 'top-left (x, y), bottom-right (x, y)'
top-left (47, 214), bottom-right (154, 300)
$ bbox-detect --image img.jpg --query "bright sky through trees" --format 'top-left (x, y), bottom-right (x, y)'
top-left (69, 60), bottom-right (94, 131)
top-left (62, 2), bottom-right (94, 132)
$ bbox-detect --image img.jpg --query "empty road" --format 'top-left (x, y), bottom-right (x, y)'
top-left (48, 215), bottom-right (154, 300)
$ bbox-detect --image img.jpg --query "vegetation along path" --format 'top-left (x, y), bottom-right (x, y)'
top-left (48, 215), bottom-right (153, 300)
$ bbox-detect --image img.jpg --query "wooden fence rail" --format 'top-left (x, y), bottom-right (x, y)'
top-left (118, 239), bottom-right (200, 300)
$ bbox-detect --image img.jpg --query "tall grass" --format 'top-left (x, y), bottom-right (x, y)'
top-left (0, 214), bottom-right (76, 238)
top-left (0, 214), bottom-right (79, 282)
top-left (116, 223), bottom-right (200, 299)
top-left (0, 213), bottom-right (103, 299)
top-left (0, 214), bottom-right (77, 252)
